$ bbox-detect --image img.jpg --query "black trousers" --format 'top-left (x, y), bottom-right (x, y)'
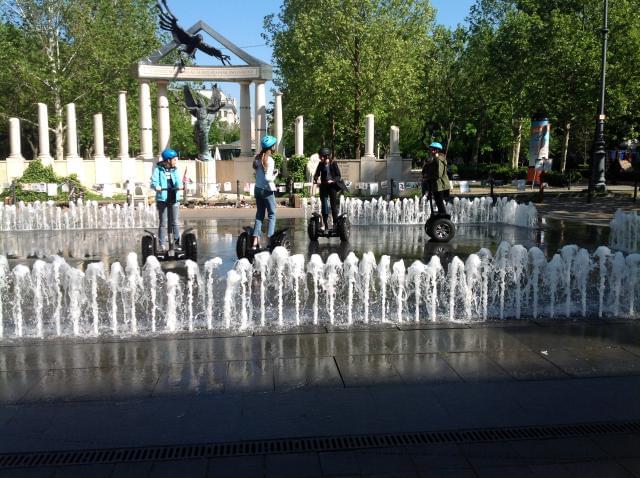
top-left (422, 182), bottom-right (448, 215)
top-left (319, 183), bottom-right (340, 226)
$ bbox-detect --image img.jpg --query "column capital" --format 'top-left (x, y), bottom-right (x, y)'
top-left (118, 90), bottom-right (128, 95)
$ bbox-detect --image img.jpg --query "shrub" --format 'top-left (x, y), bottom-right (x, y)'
top-left (0, 160), bottom-right (99, 202)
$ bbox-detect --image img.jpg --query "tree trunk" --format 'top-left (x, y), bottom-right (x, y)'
top-left (560, 121), bottom-right (571, 173)
top-left (471, 129), bottom-right (481, 166)
top-left (511, 119), bottom-right (523, 169)
top-left (353, 36), bottom-right (361, 160)
top-left (54, 96), bottom-right (64, 161)
top-left (331, 114), bottom-right (336, 159)
top-left (445, 121), bottom-right (454, 157)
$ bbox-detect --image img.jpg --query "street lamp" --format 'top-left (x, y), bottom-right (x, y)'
top-left (588, 0), bottom-right (609, 202)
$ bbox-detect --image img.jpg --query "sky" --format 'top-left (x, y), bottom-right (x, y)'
top-left (167, 0), bottom-right (475, 106)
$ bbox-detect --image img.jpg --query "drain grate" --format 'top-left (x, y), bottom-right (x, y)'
top-left (1, 420), bottom-right (639, 469)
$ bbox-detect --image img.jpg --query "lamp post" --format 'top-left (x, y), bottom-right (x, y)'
top-left (588, 0), bottom-right (609, 203)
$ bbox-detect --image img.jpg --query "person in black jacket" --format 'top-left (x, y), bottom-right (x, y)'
top-left (313, 147), bottom-right (343, 231)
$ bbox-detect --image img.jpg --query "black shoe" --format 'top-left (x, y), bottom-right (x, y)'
top-left (173, 242), bottom-right (181, 252)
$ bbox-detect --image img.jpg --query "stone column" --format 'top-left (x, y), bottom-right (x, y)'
top-left (254, 81), bottom-right (266, 147)
top-left (295, 115), bottom-right (304, 157)
top-left (117, 91), bottom-right (133, 184)
top-left (139, 80), bottom-right (154, 183)
top-left (138, 80), bottom-right (153, 160)
top-left (93, 113), bottom-right (106, 158)
top-left (118, 91), bottom-right (130, 159)
top-left (65, 103), bottom-right (83, 182)
top-left (37, 103), bottom-right (53, 166)
top-left (240, 81), bottom-right (252, 156)
top-left (7, 117), bottom-right (25, 181)
top-left (157, 81), bottom-right (170, 155)
top-left (93, 113), bottom-right (109, 186)
top-left (360, 114), bottom-right (377, 182)
top-left (387, 125), bottom-right (403, 184)
top-left (364, 114), bottom-right (376, 159)
top-left (274, 92), bottom-right (283, 153)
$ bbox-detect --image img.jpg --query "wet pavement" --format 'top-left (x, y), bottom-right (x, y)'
top-left (1, 321), bottom-right (640, 476)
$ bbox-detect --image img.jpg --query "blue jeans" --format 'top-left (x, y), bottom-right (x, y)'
top-left (157, 201), bottom-right (180, 246)
top-left (253, 187), bottom-right (276, 238)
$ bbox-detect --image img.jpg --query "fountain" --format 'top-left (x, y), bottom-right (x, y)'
top-left (610, 209), bottom-right (640, 252)
top-left (0, 199), bottom-right (157, 231)
top-left (0, 242), bottom-right (638, 340)
top-left (306, 195), bottom-right (539, 228)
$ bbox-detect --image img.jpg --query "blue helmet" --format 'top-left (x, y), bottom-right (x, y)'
top-left (260, 135), bottom-right (277, 150)
top-left (161, 148), bottom-right (178, 161)
top-left (429, 142), bottom-right (443, 151)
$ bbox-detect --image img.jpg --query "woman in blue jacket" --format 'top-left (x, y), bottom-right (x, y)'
top-left (151, 148), bottom-right (183, 250)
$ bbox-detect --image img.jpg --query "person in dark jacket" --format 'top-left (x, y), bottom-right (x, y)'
top-left (421, 142), bottom-right (451, 215)
top-left (313, 147), bottom-right (343, 231)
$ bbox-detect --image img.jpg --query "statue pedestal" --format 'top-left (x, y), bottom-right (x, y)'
top-left (196, 159), bottom-right (218, 198)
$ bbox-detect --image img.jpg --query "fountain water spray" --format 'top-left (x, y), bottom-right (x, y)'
top-left (343, 253), bottom-right (360, 325)
top-left (391, 260), bottom-right (406, 323)
top-left (86, 262), bottom-right (106, 335)
top-left (359, 252), bottom-right (377, 323)
top-left (378, 256), bottom-right (391, 322)
top-left (253, 252), bottom-right (270, 327)
top-left (270, 247), bottom-right (290, 327)
top-left (289, 254), bottom-right (306, 326)
top-left (142, 256), bottom-right (163, 332)
top-left (307, 254), bottom-right (324, 325)
top-left (204, 258), bottom-right (223, 329)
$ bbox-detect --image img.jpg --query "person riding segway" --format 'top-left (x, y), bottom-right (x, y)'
top-left (423, 142), bottom-right (455, 242)
top-left (308, 147), bottom-right (350, 242)
top-left (141, 148), bottom-right (197, 263)
top-left (236, 135), bottom-right (290, 260)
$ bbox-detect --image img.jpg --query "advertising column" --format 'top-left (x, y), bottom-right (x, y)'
top-left (528, 116), bottom-right (551, 184)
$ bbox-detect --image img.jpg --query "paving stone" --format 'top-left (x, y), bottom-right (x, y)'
top-left (207, 455), bottom-right (264, 478)
top-left (148, 459), bottom-right (208, 477)
top-left (318, 451), bottom-right (361, 476)
top-left (153, 362), bottom-right (227, 396)
top-left (335, 355), bottom-right (402, 387)
top-left (274, 357), bottom-right (342, 390)
top-left (440, 352), bottom-right (512, 382)
top-left (265, 453), bottom-right (321, 478)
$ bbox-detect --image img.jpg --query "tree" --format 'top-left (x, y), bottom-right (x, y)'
top-left (264, 0), bottom-right (435, 159)
top-left (0, 0), bottom-right (160, 160)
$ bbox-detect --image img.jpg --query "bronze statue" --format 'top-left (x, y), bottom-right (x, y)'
top-left (157, 0), bottom-right (231, 68)
top-left (183, 84), bottom-right (224, 161)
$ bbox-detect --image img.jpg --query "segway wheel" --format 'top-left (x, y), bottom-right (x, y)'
top-left (337, 216), bottom-right (351, 242)
top-left (183, 233), bottom-right (197, 262)
top-left (424, 217), bottom-right (435, 239)
top-left (141, 235), bottom-right (154, 264)
top-left (272, 231), bottom-right (291, 251)
top-left (307, 215), bottom-right (320, 241)
top-left (236, 231), bottom-right (249, 259)
top-left (427, 217), bottom-right (455, 242)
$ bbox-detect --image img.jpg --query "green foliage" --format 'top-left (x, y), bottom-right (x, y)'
top-left (543, 170), bottom-right (583, 187)
top-left (16, 160), bottom-right (58, 184)
top-left (0, 0), bottom-right (161, 159)
top-left (265, 0), bottom-right (435, 158)
top-left (0, 159), bottom-right (97, 201)
top-left (272, 153), bottom-right (285, 173)
top-left (286, 155), bottom-right (308, 184)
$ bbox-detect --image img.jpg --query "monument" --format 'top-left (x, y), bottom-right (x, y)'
top-left (183, 84), bottom-right (224, 161)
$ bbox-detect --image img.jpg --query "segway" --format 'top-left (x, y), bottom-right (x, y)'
top-left (424, 191), bottom-right (455, 242)
top-left (236, 226), bottom-right (291, 260)
top-left (141, 188), bottom-right (197, 263)
top-left (307, 213), bottom-right (350, 242)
